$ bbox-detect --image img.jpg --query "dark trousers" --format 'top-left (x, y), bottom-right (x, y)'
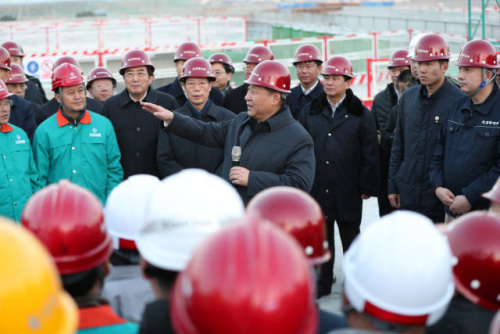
top-left (378, 145), bottom-right (394, 217)
top-left (318, 218), bottom-right (360, 291)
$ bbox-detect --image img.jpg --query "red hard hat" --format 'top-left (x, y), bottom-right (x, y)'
top-left (53, 56), bottom-right (80, 70)
top-left (119, 49), bottom-right (155, 75)
top-left (171, 217), bottom-right (318, 334)
top-left (411, 33), bottom-right (450, 61)
top-left (293, 44), bottom-right (323, 65)
top-left (247, 186), bottom-right (331, 265)
top-left (446, 212), bottom-right (500, 311)
top-left (174, 42), bottom-right (202, 62)
top-left (1, 41), bottom-right (23, 57)
top-left (243, 45), bottom-right (274, 64)
top-left (21, 180), bottom-right (113, 275)
top-left (52, 63), bottom-right (84, 91)
top-left (0, 47), bottom-right (12, 71)
top-left (244, 60), bottom-right (291, 94)
top-left (0, 79), bottom-right (14, 99)
top-left (180, 57), bottom-right (215, 82)
top-left (388, 49), bottom-right (411, 68)
top-left (455, 40), bottom-right (499, 69)
top-left (7, 64), bottom-right (28, 84)
top-left (86, 67), bottom-right (116, 89)
top-left (483, 177), bottom-right (500, 204)
top-left (322, 56), bottom-right (354, 78)
top-left (207, 52), bottom-right (234, 72)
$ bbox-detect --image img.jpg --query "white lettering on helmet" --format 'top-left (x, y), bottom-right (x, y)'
top-left (191, 67), bottom-right (207, 71)
top-left (128, 57), bottom-right (142, 62)
top-left (417, 49), bottom-right (429, 54)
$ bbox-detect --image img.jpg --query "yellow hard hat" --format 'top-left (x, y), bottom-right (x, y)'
top-left (0, 217), bottom-right (78, 333)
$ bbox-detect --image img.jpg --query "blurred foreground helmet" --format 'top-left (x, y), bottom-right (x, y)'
top-left (244, 60), bottom-right (291, 94)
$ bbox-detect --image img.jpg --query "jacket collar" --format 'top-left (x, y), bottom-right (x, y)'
top-left (309, 88), bottom-right (364, 117)
top-left (56, 109), bottom-right (91, 127)
top-left (242, 105), bottom-right (293, 132)
top-left (462, 83), bottom-right (499, 115)
top-left (0, 123), bottom-right (13, 133)
top-left (119, 86), bottom-right (157, 107)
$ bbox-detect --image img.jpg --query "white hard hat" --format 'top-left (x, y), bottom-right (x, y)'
top-left (137, 169), bottom-right (245, 272)
top-left (408, 33), bottom-right (431, 57)
top-left (344, 211), bottom-right (454, 327)
top-left (104, 174), bottom-right (161, 248)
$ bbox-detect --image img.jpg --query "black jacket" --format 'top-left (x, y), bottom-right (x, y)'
top-left (430, 84), bottom-right (500, 215)
top-left (26, 74), bottom-right (48, 104)
top-left (300, 89), bottom-right (379, 222)
top-left (157, 77), bottom-right (224, 107)
top-left (166, 105), bottom-right (315, 205)
top-left (102, 88), bottom-right (179, 179)
top-left (139, 300), bottom-right (174, 334)
top-left (223, 83), bottom-right (248, 114)
top-left (371, 82), bottom-right (399, 151)
top-left (389, 81), bottom-right (465, 220)
top-left (8, 94), bottom-right (37, 142)
top-left (36, 97), bottom-right (103, 125)
top-left (289, 80), bottom-right (324, 119)
top-left (24, 80), bottom-right (44, 106)
top-left (157, 101), bottom-right (235, 178)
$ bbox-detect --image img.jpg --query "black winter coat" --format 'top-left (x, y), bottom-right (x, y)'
top-left (166, 105), bottom-right (315, 205)
top-left (222, 83), bottom-right (248, 114)
top-left (289, 80), bottom-right (324, 119)
top-left (157, 101), bottom-right (235, 178)
top-left (36, 97), bottom-right (103, 125)
top-left (8, 94), bottom-right (37, 142)
top-left (389, 81), bottom-right (465, 220)
top-left (157, 78), bottom-right (224, 107)
top-left (299, 89), bottom-right (379, 222)
top-left (102, 88), bottom-right (179, 179)
top-left (371, 82), bottom-right (398, 151)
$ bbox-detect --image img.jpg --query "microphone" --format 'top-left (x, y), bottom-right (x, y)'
top-left (232, 146), bottom-right (241, 167)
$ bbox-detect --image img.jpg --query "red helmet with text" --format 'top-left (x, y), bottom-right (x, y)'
top-left (0, 79), bottom-right (14, 99)
top-left (53, 56), bottom-right (80, 70)
top-left (21, 180), bottom-right (113, 275)
top-left (174, 42), bottom-right (202, 62)
top-left (455, 40), bottom-right (499, 69)
top-left (180, 57), bottom-right (215, 82)
top-left (0, 47), bottom-right (12, 71)
top-left (208, 53), bottom-right (234, 72)
top-left (247, 186), bottom-right (330, 265)
top-left (344, 211), bottom-right (454, 327)
top-left (1, 41), bottom-right (23, 57)
top-left (293, 44), bottom-right (323, 65)
top-left (245, 60), bottom-right (291, 94)
top-left (86, 67), bottom-right (117, 89)
top-left (243, 45), bottom-right (274, 64)
top-left (119, 49), bottom-right (155, 75)
top-left (322, 56), bottom-right (354, 78)
top-left (411, 33), bottom-right (450, 61)
top-left (52, 63), bottom-right (84, 91)
top-left (7, 64), bottom-right (28, 84)
top-left (171, 216), bottom-right (318, 334)
top-left (483, 177), bottom-right (500, 205)
top-left (446, 212), bottom-right (500, 311)
top-left (388, 49), bottom-right (411, 68)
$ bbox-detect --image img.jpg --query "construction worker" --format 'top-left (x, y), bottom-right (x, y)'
top-left (331, 211), bottom-right (454, 333)
top-left (6, 63), bottom-right (29, 99)
top-left (86, 67), bottom-right (116, 103)
top-left (136, 169), bottom-right (245, 334)
top-left (36, 56), bottom-right (104, 125)
top-left (208, 52), bottom-right (235, 95)
top-left (157, 42), bottom-right (224, 107)
top-left (33, 63), bottom-right (123, 204)
top-left (0, 216), bottom-right (78, 333)
top-left (21, 180), bottom-right (138, 333)
top-left (101, 49), bottom-right (178, 180)
top-left (371, 50), bottom-right (411, 217)
top-left (171, 215), bottom-right (319, 334)
top-left (0, 79), bottom-right (39, 222)
top-left (430, 40), bottom-right (500, 222)
top-left (2, 40), bottom-right (47, 105)
top-left (101, 174), bottom-right (161, 324)
top-left (223, 45), bottom-right (274, 114)
top-left (0, 46), bottom-right (37, 141)
top-left (142, 60), bottom-right (315, 205)
top-left (157, 57), bottom-right (234, 178)
top-left (290, 44), bottom-right (324, 119)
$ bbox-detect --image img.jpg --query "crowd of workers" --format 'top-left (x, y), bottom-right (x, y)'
top-left (0, 31), bottom-right (499, 334)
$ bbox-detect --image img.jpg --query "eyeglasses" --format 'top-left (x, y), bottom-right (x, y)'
top-left (0, 100), bottom-right (13, 108)
top-left (124, 71), bottom-right (148, 79)
top-left (94, 84), bottom-right (114, 89)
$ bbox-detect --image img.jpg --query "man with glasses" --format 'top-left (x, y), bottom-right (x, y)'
top-left (86, 67), bottom-right (116, 103)
top-left (102, 50), bottom-right (178, 180)
top-left (157, 57), bottom-right (234, 178)
top-left (208, 53), bottom-right (234, 96)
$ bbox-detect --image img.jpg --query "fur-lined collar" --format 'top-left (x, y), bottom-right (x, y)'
top-left (309, 88), bottom-right (364, 116)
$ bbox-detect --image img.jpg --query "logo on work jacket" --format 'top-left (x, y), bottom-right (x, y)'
top-left (482, 120), bottom-right (500, 126)
top-left (89, 127), bottom-right (101, 137)
top-left (15, 134), bottom-right (25, 144)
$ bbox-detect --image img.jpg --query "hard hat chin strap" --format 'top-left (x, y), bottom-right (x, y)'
top-left (470, 68), bottom-right (497, 98)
